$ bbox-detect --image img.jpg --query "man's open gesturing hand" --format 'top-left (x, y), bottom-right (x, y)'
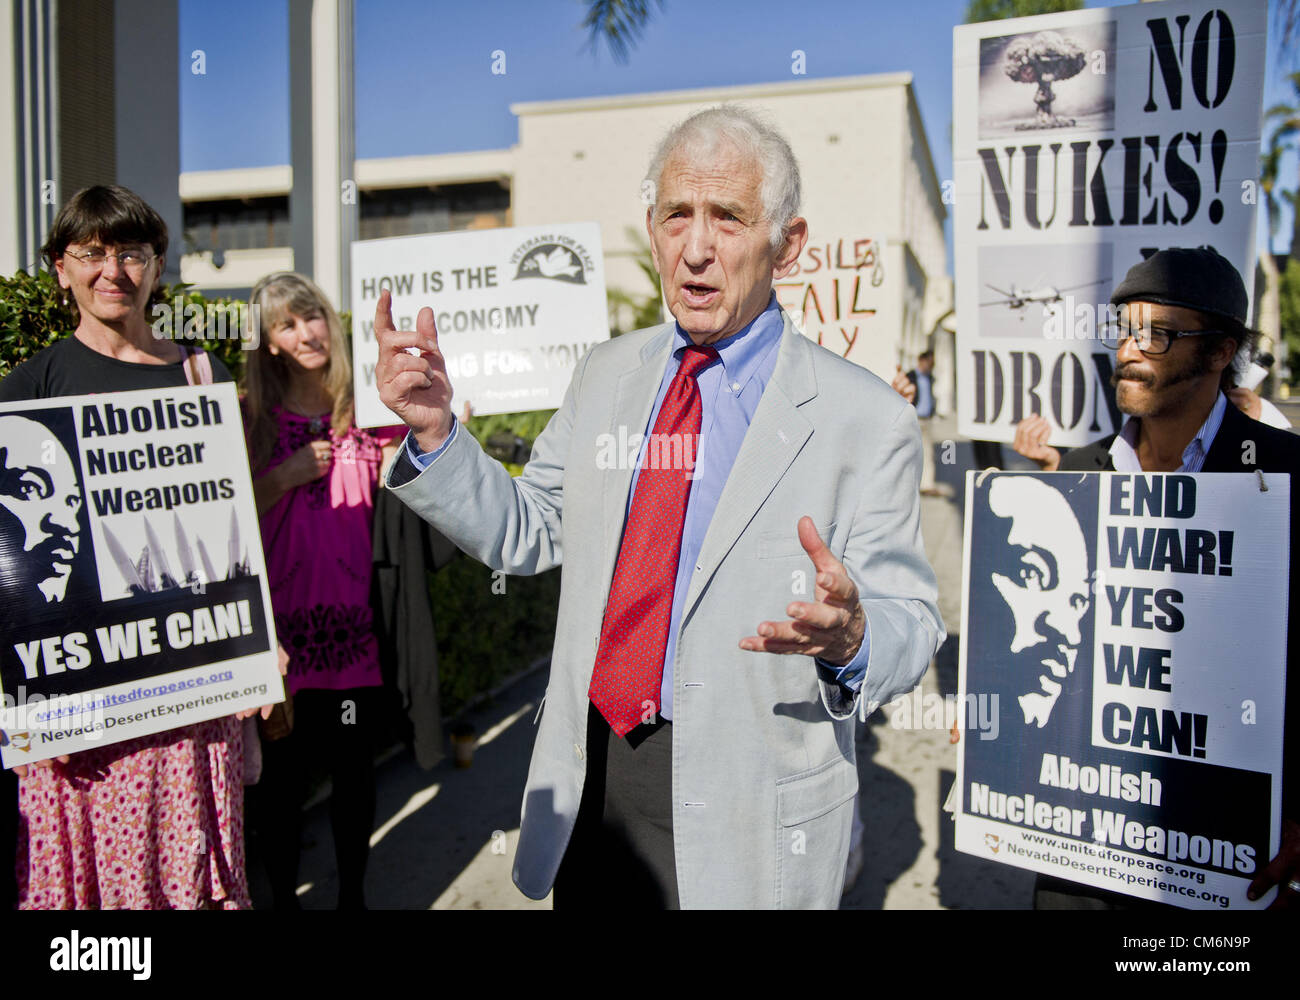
top-left (739, 516), bottom-right (866, 666)
top-left (374, 290), bottom-right (456, 453)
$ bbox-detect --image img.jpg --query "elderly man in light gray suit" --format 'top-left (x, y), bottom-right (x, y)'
top-left (374, 106), bottom-right (944, 909)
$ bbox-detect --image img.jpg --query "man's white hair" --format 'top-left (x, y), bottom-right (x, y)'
top-left (645, 105), bottom-right (802, 251)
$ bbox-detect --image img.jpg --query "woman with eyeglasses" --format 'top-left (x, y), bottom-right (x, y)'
top-left (0, 184), bottom-right (268, 909)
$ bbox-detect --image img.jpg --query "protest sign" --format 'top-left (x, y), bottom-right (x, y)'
top-left (0, 384), bottom-right (282, 767)
top-left (953, 0), bottom-right (1266, 446)
top-left (773, 234), bottom-right (893, 374)
top-left (350, 222), bottom-right (609, 426)
top-left (954, 471), bottom-right (1289, 908)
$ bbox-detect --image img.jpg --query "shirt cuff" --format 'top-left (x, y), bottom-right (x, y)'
top-left (817, 614), bottom-right (871, 693)
top-left (405, 417), bottom-right (458, 470)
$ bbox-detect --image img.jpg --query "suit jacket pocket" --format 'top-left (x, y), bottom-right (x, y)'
top-left (757, 521), bottom-right (836, 560)
top-left (774, 757), bottom-right (858, 909)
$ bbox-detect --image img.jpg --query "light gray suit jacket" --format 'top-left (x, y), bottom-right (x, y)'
top-left (387, 310), bottom-right (945, 908)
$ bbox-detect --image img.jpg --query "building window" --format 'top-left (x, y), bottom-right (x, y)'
top-left (182, 196), bottom-right (290, 255)
top-left (358, 182), bottom-right (509, 240)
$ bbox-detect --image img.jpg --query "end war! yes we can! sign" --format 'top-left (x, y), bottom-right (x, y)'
top-left (953, 0), bottom-right (1266, 446)
top-left (954, 471), bottom-right (1289, 909)
top-left (0, 385), bottom-right (283, 767)
top-left (350, 222), bottom-right (609, 427)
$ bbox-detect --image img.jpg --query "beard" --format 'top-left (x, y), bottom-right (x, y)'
top-left (1110, 341), bottom-right (1217, 418)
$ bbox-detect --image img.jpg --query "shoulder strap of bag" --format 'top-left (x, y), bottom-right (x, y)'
top-left (180, 345), bottom-right (214, 386)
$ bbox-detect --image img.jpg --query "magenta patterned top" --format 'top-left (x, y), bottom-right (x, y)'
top-left (257, 406), bottom-right (404, 694)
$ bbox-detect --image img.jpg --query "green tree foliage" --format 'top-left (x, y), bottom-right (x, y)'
top-left (1265, 72), bottom-right (1300, 259)
top-left (607, 226), bottom-right (663, 336)
top-left (0, 270), bottom-right (75, 376)
top-left (429, 558), bottom-right (561, 716)
top-left (1281, 257), bottom-right (1300, 367)
top-left (964, 0), bottom-right (1082, 21)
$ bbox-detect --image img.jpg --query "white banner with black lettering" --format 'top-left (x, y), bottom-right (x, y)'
top-left (350, 222), bottom-right (609, 426)
top-left (954, 471), bottom-right (1288, 908)
top-left (953, 0), bottom-right (1266, 446)
top-left (0, 385), bottom-right (282, 766)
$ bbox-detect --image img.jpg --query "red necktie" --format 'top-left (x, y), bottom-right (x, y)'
top-left (588, 344), bottom-right (720, 736)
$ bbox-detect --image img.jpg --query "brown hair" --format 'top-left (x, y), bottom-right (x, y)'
top-left (42, 184), bottom-right (169, 266)
top-left (1196, 317), bottom-right (1259, 392)
top-left (243, 272), bottom-right (354, 472)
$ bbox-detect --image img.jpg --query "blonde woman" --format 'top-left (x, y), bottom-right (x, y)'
top-left (244, 273), bottom-right (402, 909)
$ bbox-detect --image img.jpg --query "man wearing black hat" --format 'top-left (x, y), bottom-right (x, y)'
top-left (1015, 247), bottom-right (1300, 909)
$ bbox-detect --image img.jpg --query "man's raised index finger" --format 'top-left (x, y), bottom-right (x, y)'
top-left (375, 289), bottom-right (397, 335)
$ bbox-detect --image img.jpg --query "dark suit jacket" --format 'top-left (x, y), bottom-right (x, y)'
top-left (1038, 403), bottom-right (1300, 909)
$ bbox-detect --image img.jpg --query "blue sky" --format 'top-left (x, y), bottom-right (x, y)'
top-left (180, 0), bottom-right (1298, 255)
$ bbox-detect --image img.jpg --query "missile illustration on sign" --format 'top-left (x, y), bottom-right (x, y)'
top-left (100, 508), bottom-right (250, 596)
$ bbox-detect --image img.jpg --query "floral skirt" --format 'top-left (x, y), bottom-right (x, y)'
top-left (16, 717), bottom-right (249, 910)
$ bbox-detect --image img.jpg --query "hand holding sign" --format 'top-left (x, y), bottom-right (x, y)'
top-left (1247, 818), bottom-right (1300, 909)
top-left (739, 516), bottom-right (865, 666)
top-left (1011, 414), bottom-right (1061, 472)
top-left (236, 641), bottom-right (290, 722)
top-left (890, 366), bottom-right (916, 405)
top-left (374, 290), bottom-right (455, 453)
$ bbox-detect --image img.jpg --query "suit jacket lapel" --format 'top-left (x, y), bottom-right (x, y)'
top-left (682, 312), bottom-right (816, 621)
top-left (600, 325), bottom-right (675, 595)
top-left (1202, 399), bottom-right (1249, 472)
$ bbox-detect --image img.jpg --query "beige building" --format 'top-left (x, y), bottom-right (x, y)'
top-left (178, 73), bottom-right (951, 401)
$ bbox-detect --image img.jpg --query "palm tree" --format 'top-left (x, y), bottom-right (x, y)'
top-left (1265, 72), bottom-right (1300, 264)
top-left (606, 227), bottom-right (663, 335)
top-left (1260, 72), bottom-right (1300, 376)
top-left (1259, 132), bottom-right (1286, 361)
top-left (1277, 1), bottom-right (1299, 64)
top-left (581, 0), bottom-right (665, 63)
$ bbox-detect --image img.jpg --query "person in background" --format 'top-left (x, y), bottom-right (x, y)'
top-left (0, 184), bottom-right (264, 909)
top-left (1226, 353), bottom-right (1292, 430)
top-left (243, 272), bottom-right (402, 910)
top-left (909, 351), bottom-right (940, 495)
top-left (1013, 353), bottom-right (1292, 472)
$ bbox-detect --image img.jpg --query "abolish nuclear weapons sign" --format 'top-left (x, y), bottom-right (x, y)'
top-left (954, 471), bottom-right (1289, 908)
top-left (350, 222), bottom-right (609, 427)
top-left (952, 0), bottom-right (1267, 446)
top-left (0, 385), bottom-right (282, 767)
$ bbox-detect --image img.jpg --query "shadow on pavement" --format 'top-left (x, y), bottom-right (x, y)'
top-left (840, 718), bottom-right (923, 910)
top-left (935, 766), bottom-right (1035, 908)
top-left (248, 669), bottom-right (548, 910)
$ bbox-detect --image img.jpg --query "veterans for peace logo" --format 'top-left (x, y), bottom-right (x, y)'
top-left (510, 234), bottom-right (595, 286)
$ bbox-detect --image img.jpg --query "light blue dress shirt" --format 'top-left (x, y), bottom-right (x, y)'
top-left (915, 372), bottom-right (934, 419)
top-left (407, 294), bottom-right (871, 720)
top-left (1108, 391), bottom-right (1227, 472)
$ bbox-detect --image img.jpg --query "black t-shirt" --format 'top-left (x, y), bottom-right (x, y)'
top-left (0, 335), bottom-right (233, 400)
